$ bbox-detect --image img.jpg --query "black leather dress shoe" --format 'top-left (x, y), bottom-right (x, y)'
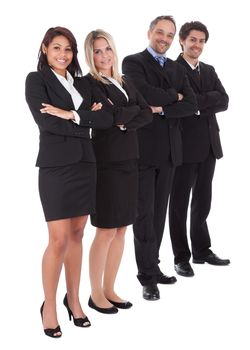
top-left (193, 252), bottom-right (230, 265)
top-left (107, 299), bottom-right (133, 309)
top-left (88, 296), bottom-right (118, 314)
top-left (143, 284), bottom-right (160, 301)
top-left (156, 274), bottom-right (177, 284)
top-left (174, 262), bottom-right (194, 277)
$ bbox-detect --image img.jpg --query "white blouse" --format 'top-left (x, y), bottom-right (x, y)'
top-left (51, 69), bottom-right (83, 124)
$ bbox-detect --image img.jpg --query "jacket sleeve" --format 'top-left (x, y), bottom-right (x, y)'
top-left (122, 55), bottom-right (178, 106)
top-left (196, 67), bottom-right (229, 114)
top-left (87, 77), bottom-right (142, 125)
top-left (25, 72), bottom-right (113, 137)
top-left (123, 88), bottom-right (153, 130)
top-left (162, 72), bottom-right (198, 118)
top-left (75, 78), bottom-right (113, 129)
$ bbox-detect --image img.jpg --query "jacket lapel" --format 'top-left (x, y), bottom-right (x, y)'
top-left (41, 66), bottom-right (75, 109)
top-left (142, 49), bottom-right (172, 87)
top-left (176, 54), bottom-right (202, 91)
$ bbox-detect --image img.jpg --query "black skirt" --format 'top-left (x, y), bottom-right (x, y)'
top-left (91, 159), bottom-right (138, 228)
top-left (39, 161), bottom-right (96, 222)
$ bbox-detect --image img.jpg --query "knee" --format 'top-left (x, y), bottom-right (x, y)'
top-left (50, 236), bottom-right (68, 257)
top-left (116, 226), bottom-right (126, 239)
top-left (71, 225), bottom-right (84, 243)
top-left (96, 228), bottom-right (117, 244)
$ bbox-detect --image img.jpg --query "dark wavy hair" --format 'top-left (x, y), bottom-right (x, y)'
top-left (37, 26), bottom-right (82, 77)
top-left (179, 21), bottom-right (209, 50)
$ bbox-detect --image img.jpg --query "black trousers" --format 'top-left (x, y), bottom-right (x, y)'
top-left (169, 151), bottom-right (216, 264)
top-left (133, 162), bottom-right (175, 286)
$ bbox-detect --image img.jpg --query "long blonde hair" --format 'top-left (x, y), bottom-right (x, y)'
top-left (84, 29), bottom-right (123, 85)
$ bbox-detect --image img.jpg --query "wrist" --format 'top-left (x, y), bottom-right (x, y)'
top-left (68, 111), bottom-right (74, 120)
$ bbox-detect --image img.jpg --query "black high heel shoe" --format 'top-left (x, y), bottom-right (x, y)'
top-left (63, 294), bottom-right (91, 327)
top-left (40, 302), bottom-right (62, 338)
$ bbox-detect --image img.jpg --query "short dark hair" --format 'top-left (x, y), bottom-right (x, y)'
top-left (149, 16), bottom-right (176, 32)
top-left (179, 21), bottom-right (209, 50)
top-left (37, 26), bottom-right (82, 77)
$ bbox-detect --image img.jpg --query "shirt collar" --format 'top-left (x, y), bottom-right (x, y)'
top-left (147, 46), bottom-right (167, 62)
top-left (51, 69), bottom-right (74, 85)
top-left (181, 55), bottom-right (199, 71)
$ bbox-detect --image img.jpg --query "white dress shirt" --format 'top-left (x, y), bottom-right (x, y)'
top-left (51, 69), bottom-right (83, 124)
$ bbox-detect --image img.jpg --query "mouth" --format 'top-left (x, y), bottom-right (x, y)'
top-left (158, 41), bottom-right (168, 49)
top-left (57, 59), bottom-right (67, 64)
top-left (191, 48), bottom-right (201, 54)
top-left (101, 60), bottom-right (112, 65)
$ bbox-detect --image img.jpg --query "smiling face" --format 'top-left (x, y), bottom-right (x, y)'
top-left (93, 37), bottom-right (114, 77)
top-left (148, 19), bottom-right (176, 55)
top-left (180, 30), bottom-right (206, 64)
top-left (42, 35), bottom-right (73, 76)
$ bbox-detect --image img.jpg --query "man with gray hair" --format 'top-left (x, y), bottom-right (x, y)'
top-left (122, 16), bottom-right (197, 300)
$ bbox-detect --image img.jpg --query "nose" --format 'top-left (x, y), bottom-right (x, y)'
top-left (101, 51), bottom-right (108, 58)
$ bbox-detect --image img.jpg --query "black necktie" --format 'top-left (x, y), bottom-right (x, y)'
top-left (194, 66), bottom-right (201, 83)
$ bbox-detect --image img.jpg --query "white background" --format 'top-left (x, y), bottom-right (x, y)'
top-left (1, 0), bottom-right (249, 349)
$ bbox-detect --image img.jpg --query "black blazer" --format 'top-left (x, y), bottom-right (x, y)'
top-left (122, 49), bottom-right (197, 166)
top-left (85, 74), bottom-right (153, 162)
top-left (25, 66), bottom-right (113, 167)
top-left (176, 54), bottom-right (229, 162)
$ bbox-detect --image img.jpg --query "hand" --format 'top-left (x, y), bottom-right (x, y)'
top-left (91, 102), bottom-right (103, 111)
top-left (150, 106), bottom-right (163, 114)
top-left (177, 93), bottom-right (184, 101)
top-left (40, 103), bottom-right (73, 120)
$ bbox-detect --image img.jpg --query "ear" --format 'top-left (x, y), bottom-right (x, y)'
top-left (42, 43), bottom-right (47, 54)
top-left (147, 29), bottom-right (151, 40)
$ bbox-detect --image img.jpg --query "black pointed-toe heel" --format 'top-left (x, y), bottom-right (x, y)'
top-left (88, 296), bottom-right (118, 314)
top-left (40, 302), bottom-right (62, 338)
top-left (107, 299), bottom-right (133, 309)
top-left (63, 294), bottom-right (91, 327)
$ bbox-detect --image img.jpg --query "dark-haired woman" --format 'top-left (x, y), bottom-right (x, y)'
top-left (25, 27), bottom-right (113, 338)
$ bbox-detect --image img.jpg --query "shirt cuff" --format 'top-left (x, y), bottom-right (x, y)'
top-left (195, 110), bottom-right (200, 116)
top-left (72, 110), bottom-right (80, 125)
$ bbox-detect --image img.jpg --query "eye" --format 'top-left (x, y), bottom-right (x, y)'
top-left (65, 47), bottom-right (72, 52)
top-left (107, 46), bottom-right (112, 51)
top-left (94, 49), bottom-right (100, 54)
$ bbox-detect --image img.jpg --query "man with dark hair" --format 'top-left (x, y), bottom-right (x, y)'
top-left (122, 16), bottom-right (197, 300)
top-left (169, 21), bottom-right (230, 277)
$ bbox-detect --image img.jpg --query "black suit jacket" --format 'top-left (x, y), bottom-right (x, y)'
top-left (85, 74), bottom-right (153, 162)
top-left (176, 54), bottom-right (229, 162)
top-left (122, 49), bottom-right (197, 166)
top-left (25, 66), bottom-right (113, 167)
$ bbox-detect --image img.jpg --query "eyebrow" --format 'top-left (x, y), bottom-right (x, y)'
top-left (52, 42), bottom-right (71, 47)
top-left (94, 45), bottom-right (111, 50)
top-left (190, 36), bottom-right (206, 40)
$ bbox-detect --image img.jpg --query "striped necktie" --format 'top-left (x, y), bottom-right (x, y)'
top-left (155, 56), bottom-right (166, 67)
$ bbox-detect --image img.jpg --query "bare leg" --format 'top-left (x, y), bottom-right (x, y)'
top-left (103, 226), bottom-right (127, 302)
top-left (42, 219), bottom-right (71, 336)
top-left (64, 215), bottom-right (88, 318)
top-left (89, 228), bottom-right (116, 308)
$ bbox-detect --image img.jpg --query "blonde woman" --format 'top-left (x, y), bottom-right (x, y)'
top-left (84, 30), bottom-right (152, 314)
